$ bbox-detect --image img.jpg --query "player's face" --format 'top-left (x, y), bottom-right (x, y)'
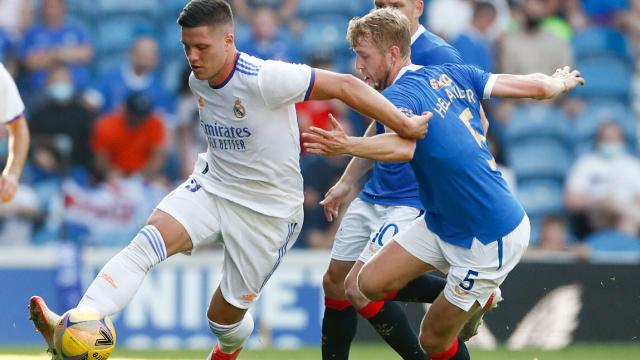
top-left (353, 37), bottom-right (393, 91)
top-left (374, 0), bottom-right (422, 30)
top-left (181, 25), bottom-right (234, 81)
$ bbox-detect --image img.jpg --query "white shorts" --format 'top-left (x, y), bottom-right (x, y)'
top-left (156, 177), bottom-right (303, 309)
top-left (395, 215), bottom-right (530, 311)
top-left (331, 197), bottom-right (422, 263)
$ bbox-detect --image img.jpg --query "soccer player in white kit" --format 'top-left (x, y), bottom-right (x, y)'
top-left (28, 1), bottom-right (429, 359)
top-left (0, 63), bottom-right (30, 202)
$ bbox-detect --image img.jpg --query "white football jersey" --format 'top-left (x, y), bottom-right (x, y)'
top-left (0, 62), bottom-right (25, 123)
top-left (189, 52), bottom-right (315, 218)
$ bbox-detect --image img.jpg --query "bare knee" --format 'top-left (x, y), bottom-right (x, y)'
top-left (344, 271), bottom-right (368, 309)
top-left (419, 322), bottom-right (454, 354)
top-left (147, 210), bottom-right (192, 256)
top-left (322, 261), bottom-right (352, 299)
top-left (207, 288), bottom-right (246, 325)
top-left (357, 267), bottom-right (385, 301)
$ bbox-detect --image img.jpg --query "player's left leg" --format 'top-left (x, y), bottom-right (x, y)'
top-left (420, 215), bottom-right (531, 359)
top-left (206, 196), bottom-right (303, 359)
top-left (345, 260), bottom-right (428, 360)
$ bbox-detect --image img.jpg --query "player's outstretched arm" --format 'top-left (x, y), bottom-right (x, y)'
top-left (308, 68), bottom-right (427, 140)
top-left (491, 66), bottom-right (585, 100)
top-left (303, 114), bottom-right (422, 162)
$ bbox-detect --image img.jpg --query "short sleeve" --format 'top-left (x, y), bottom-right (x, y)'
top-left (258, 60), bottom-right (314, 108)
top-left (451, 64), bottom-right (496, 100)
top-left (0, 64), bottom-right (25, 123)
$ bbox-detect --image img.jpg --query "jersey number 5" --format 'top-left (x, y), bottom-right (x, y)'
top-left (458, 108), bottom-right (497, 171)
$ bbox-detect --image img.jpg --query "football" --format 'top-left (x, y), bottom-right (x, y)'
top-left (53, 307), bottom-right (116, 360)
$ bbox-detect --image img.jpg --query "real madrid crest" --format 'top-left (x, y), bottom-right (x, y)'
top-left (233, 99), bottom-right (246, 119)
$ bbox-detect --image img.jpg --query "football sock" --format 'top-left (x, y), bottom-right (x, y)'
top-left (428, 338), bottom-right (469, 360)
top-left (322, 297), bottom-right (357, 360)
top-left (359, 301), bottom-right (427, 360)
top-left (208, 313), bottom-right (254, 354)
top-left (392, 273), bottom-right (447, 303)
top-left (78, 225), bottom-right (167, 317)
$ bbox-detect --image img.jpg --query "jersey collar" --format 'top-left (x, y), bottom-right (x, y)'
top-left (210, 51), bottom-right (240, 89)
top-left (411, 25), bottom-right (427, 45)
top-left (393, 64), bottom-right (423, 84)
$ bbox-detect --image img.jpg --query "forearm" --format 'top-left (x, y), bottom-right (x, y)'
top-left (57, 45), bottom-right (93, 64)
top-left (339, 121), bottom-right (376, 184)
top-left (3, 117), bottom-right (29, 179)
top-left (310, 70), bottom-right (412, 138)
top-left (346, 134), bottom-right (415, 162)
top-left (492, 73), bottom-right (571, 100)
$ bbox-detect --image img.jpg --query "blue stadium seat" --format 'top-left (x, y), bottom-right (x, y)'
top-left (507, 140), bottom-right (573, 182)
top-left (573, 57), bottom-right (632, 103)
top-left (504, 104), bottom-right (571, 147)
top-left (162, 0), bottom-right (190, 18)
top-left (161, 19), bottom-right (183, 57)
top-left (516, 179), bottom-right (565, 219)
top-left (298, 16), bottom-right (351, 59)
top-left (95, 16), bottom-right (157, 55)
top-left (573, 101), bottom-right (637, 154)
top-left (572, 26), bottom-right (632, 61)
top-left (298, 0), bottom-right (361, 17)
top-left (94, 0), bottom-right (160, 17)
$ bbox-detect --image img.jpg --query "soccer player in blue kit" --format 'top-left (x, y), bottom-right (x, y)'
top-left (320, 1), bottom-right (492, 359)
top-left (305, 8), bottom-right (584, 360)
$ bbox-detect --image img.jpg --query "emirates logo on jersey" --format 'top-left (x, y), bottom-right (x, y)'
top-left (233, 98), bottom-right (246, 119)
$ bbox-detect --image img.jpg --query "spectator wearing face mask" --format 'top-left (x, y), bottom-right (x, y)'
top-left (30, 63), bottom-right (95, 173)
top-left (565, 122), bottom-right (640, 238)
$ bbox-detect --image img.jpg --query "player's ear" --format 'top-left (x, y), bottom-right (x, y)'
top-left (416, 0), bottom-right (424, 16)
top-left (224, 32), bottom-right (234, 48)
top-left (389, 45), bottom-right (401, 63)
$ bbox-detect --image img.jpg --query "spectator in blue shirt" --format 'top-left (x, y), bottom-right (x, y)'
top-left (20, 0), bottom-right (93, 94)
top-left (452, 1), bottom-right (497, 72)
top-left (94, 36), bottom-right (173, 117)
top-left (238, 6), bottom-right (297, 61)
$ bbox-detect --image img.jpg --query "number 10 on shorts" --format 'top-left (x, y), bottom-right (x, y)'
top-left (460, 270), bottom-right (479, 291)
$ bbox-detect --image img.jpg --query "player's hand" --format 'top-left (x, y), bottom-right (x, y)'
top-left (302, 114), bottom-right (352, 156)
top-left (0, 173), bottom-right (18, 202)
top-left (552, 66), bottom-right (585, 93)
top-left (320, 181), bottom-right (352, 222)
top-left (402, 112), bottom-right (432, 140)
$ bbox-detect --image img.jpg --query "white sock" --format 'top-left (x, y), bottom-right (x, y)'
top-left (208, 313), bottom-right (254, 354)
top-left (78, 225), bottom-right (167, 317)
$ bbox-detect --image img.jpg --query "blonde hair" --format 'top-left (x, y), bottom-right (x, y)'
top-left (346, 7), bottom-right (412, 59)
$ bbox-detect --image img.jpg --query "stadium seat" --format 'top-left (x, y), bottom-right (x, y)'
top-left (298, 16), bottom-right (351, 59)
top-left (573, 57), bottom-right (633, 103)
top-left (573, 101), bottom-right (637, 154)
top-left (162, 0), bottom-right (190, 18)
top-left (504, 104), bottom-right (571, 147)
top-left (572, 27), bottom-right (632, 62)
top-left (298, 0), bottom-right (361, 17)
top-left (94, 0), bottom-right (160, 17)
top-left (516, 179), bottom-right (565, 219)
top-left (507, 140), bottom-right (573, 182)
top-left (95, 16), bottom-right (157, 55)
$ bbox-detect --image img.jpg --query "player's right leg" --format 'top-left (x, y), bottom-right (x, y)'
top-left (321, 198), bottom-right (378, 360)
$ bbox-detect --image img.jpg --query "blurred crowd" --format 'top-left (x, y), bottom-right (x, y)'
top-left (0, 0), bottom-right (639, 262)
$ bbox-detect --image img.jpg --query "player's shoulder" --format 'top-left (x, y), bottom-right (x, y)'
top-left (237, 52), bottom-right (265, 77)
top-left (412, 26), bottom-right (463, 66)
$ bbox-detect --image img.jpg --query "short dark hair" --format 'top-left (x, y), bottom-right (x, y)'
top-left (473, 1), bottom-right (496, 18)
top-left (177, 0), bottom-right (234, 28)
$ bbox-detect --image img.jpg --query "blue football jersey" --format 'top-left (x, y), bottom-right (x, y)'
top-left (382, 64), bottom-right (525, 248)
top-left (360, 26), bottom-right (462, 209)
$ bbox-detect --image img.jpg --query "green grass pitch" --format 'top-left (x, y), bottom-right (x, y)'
top-left (2, 344), bottom-right (640, 360)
